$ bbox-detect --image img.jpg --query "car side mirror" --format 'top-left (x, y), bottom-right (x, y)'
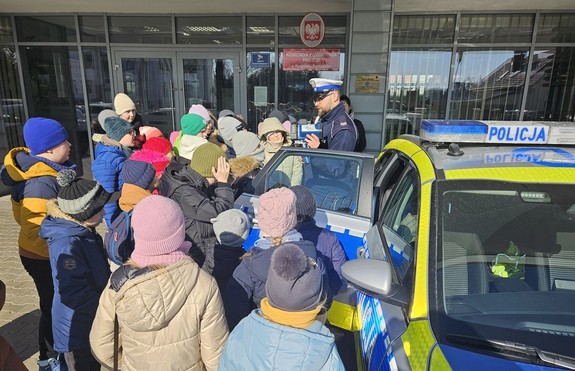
top-left (342, 259), bottom-right (409, 308)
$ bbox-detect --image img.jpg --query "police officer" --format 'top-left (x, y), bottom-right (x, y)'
top-left (305, 78), bottom-right (357, 152)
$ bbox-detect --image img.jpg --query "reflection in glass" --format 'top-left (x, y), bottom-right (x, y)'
top-left (393, 15), bottom-right (455, 45)
top-left (450, 49), bottom-right (528, 120)
top-left (537, 14), bottom-right (575, 44)
top-left (0, 46), bottom-right (24, 150)
top-left (108, 16), bottom-right (172, 44)
top-left (278, 49), bottom-right (345, 124)
top-left (79, 16), bottom-right (106, 43)
top-left (524, 48), bottom-right (575, 121)
top-left (458, 14), bottom-right (534, 44)
top-left (0, 16), bottom-right (13, 43)
top-left (20, 46), bottom-right (87, 173)
top-left (247, 17), bottom-right (275, 45)
top-left (387, 49), bottom-right (452, 139)
top-left (81, 47), bottom-right (111, 156)
top-left (182, 58), bottom-right (235, 117)
top-left (120, 58), bottom-right (174, 135)
top-left (15, 16), bottom-right (76, 43)
top-left (247, 49), bottom-right (275, 130)
top-left (176, 17), bottom-right (242, 45)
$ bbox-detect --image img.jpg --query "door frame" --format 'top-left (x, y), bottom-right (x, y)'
top-left (111, 47), bottom-right (244, 130)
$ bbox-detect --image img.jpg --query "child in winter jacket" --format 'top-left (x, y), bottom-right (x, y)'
top-left (39, 169), bottom-right (117, 370)
top-left (229, 130), bottom-right (263, 199)
top-left (114, 93), bottom-right (146, 149)
top-left (160, 142), bottom-right (234, 273)
top-left (172, 113), bottom-right (208, 159)
top-left (91, 116), bottom-right (134, 226)
top-left (223, 187), bottom-right (332, 330)
top-left (210, 209), bottom-right (252, 293)
top-left (118, 159), bottom-right (159, 212)
top-left (0, 117), bottom-right (75, 367)
top-left (90, 195), bottom-right (229, 371)
top-left (291, 185), bottom-right (347, 294)
top-left (219, 243), bottom-right (345, 371)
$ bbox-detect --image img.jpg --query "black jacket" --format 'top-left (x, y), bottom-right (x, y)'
top-left (159, 158), bottom-right (234, 273)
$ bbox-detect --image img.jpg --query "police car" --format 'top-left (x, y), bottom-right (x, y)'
top-left (234, 120), bottom-right (575, 370)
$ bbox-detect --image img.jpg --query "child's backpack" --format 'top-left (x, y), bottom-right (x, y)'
top-left (104, 210), bottom-right (134, 265)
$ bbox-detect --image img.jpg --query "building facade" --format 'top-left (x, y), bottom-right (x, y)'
top-left (1, 0), bottom-right (574, 177)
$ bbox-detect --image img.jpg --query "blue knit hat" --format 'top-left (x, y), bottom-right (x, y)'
top-left (104, 116), bottom-right (132, 141)
top-left (23, 117), bottom-right (68, 155)
top-left (180, 114), bottom-right (206, 136)
top-left (121, 159), bottom-right (156, 190)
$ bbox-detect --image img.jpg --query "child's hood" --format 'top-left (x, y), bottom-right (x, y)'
top-left (2, 147), bottom-right (58, 183)
top-left (40, 199), bottom-right (95, 240)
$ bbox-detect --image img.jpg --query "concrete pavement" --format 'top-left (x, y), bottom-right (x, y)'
top-left (0, 194), bottom-right (41, 370)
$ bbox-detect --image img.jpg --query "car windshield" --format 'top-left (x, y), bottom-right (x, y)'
top-left (432, 179), bottom-right (575, 360)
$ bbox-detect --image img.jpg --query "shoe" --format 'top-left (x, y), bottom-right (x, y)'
top-left (38, 357), bottom-right (61, 371)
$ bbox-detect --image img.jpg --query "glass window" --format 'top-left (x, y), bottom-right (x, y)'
top-left (20, 46), bottom-right (89, 174)
top-left (0, 46), bottom-right (25, 150)
top-left (435, 180), bottom-right (575, 361)
top-left (450, 48), bottom-right (528, 120)
top-left (176, 17), bottom-right (242, 45)
top-left (247, 48), bottom-right (275, 130)
top-left (108, 16), bottom-right (172, 44)
top-left (247, 16), bottom-right (275, 45)
top-left (81, 46), bottom-right (112, 152)
top-left (278, 16), bottom-right (346, 46)
top-left (381, 168), bottom-right (418, 283)
top-left (0, 16), bottom-right (13, 43)
top-left (79, 16), bottom-right (106, 43)
top-left (387, 48), bottom-right (452, 139)
top-left (393, 15), bottom-right (455, 45)
top-left (537, 14), bottom-right (575, 44)
top-left (16, 16), bottom-right (76, 43)
top-left (524, 48), bottom-right (575, 122)
top-left (458, 14), bottom-right (534, 44)
top-left (278, 49), bottom-right (345, 123)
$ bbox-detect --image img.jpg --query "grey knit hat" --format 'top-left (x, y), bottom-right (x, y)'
top-left (232, 131), bottom-right (263, 158)
top-left (56, 169), bottom-right (119, 222)
top-left (266, 243), bottom-right (323, 312)
top-left (210, 209), bottom-right (251, 247)
top-left (291, 185), bottom-right (317, 219)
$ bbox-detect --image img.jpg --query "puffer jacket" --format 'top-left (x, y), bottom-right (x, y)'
top-left (219, 310), bottom-right (344, 371)
top-left (91, 142), bottom-right (129, 226)
top-left (296, 219), bottom-right (347, 294)
top-left (229, 156), bottom-right (260, 199)
top-left (1, 147), bottom-right (75, 259)
top-left (223, 239), bottom-right (331, 330)
top-left (39, 200), bottom-right (110, 353)
top-left (261, 141), bottom-right (303, 187)
top-left (160, 159), bottom-right (234, 273)
top-left (90, 259), bottom-right (229, 371)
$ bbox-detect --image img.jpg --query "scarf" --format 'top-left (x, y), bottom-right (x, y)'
top-left (260, 297), bottom-right (321, 329)
top-left (254, 229), bottom-right (302, 250)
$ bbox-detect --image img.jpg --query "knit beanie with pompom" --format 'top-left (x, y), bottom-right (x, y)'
top-left (56, 169), bottom-right (118, 221)
top-left (130, 195), bottom-right (191, 267)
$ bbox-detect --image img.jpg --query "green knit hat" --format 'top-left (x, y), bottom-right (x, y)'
top-left (190, 142), bottom-right (227, 178)
top-left (180, 113), bottom-right (206, 136)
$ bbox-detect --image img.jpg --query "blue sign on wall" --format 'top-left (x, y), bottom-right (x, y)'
top-left (250, 53), bottom-right (271, 68)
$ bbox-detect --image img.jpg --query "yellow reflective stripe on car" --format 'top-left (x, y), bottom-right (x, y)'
top-left (445, 167), bottom-right (575, 183)
top-left (411, 181), bottom-right (432, 319)
top-left (430, 344), bottom-right (451, 371)
top-left (401, 320), bottom-right (438, 371)
top-left (387, 138), bottom-right (423, 158)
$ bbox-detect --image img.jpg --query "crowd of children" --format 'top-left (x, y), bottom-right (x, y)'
top-left (1, 94), bottom-right (352, 371)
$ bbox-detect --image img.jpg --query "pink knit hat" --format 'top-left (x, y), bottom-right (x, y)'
top-left (130, 195), bottom-right (191, 267)
top-left (257, 188), bottom-right (297, 238)
top-left (188, 104), bottom-right (211, 124)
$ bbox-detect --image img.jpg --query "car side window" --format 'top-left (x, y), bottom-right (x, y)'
top-left (380, 168), bottom-right (419, 284)
top-left (264, 152), bottom-right (362, 215)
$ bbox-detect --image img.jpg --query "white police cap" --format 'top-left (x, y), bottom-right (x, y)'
top-left (309, 78), bottom-right (343, 93)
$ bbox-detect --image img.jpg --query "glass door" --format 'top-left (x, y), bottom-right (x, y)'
top-left (176, 52), bottom-right (241, 124)
top-left (112, 51), bottom-right (178, 136)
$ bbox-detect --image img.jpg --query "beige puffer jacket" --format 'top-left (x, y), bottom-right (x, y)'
top-left (90, 259), bottom-right (229, 371)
